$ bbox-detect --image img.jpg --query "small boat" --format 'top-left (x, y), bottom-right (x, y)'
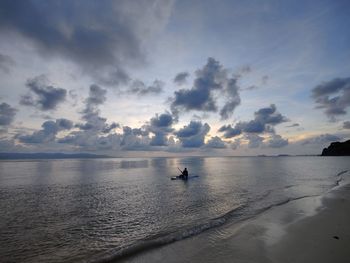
top-left (170, 175), bottom-right (199, 180)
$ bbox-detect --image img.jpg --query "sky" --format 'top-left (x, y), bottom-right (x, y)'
top-left (0, 0), bottom-right (350, 156)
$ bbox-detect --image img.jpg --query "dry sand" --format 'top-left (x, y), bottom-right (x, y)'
top-left (122, 184), bottom-right (350, 263)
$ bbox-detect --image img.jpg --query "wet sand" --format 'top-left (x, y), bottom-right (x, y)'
top-left (121, 184), bottom-right (350, 263)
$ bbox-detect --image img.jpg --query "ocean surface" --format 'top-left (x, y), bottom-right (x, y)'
top-left (0, 156), bottom-right (349, 262)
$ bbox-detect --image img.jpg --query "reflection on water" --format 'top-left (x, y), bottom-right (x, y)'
top-left (120, 159), bottom-right (149, 169)
top-left (0, 156), bottom-right (349, 262)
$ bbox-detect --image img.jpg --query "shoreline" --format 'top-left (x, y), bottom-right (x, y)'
top-left (120, 183), bottom-right (350, 263)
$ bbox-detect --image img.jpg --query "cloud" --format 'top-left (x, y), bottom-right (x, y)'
top-left (267, 134), bottom-right (288, 148)
top-left (171, 57), bottom-right (241, 119)
top-left (174, 72), bottom-right (189, 85)
top-left (17, 118), bottom-right (73, 143)
top-left (238, 65), bottom-right (252, 74)
top-left (74, 85), bottom-right (119, 134)
top-left (120, 126), bottom-right (150, 150)
top-left (312, 77), bottom-right (350, 120)
top-left (102, 123), bottom-right (120, 134)
top-left (97, 68), bottom-right (131, 87)
top-left (174, 121), bottom-right (210, 147)
top-left (220, 78), bottom-right (241, 120)
top-left (59, 85), bottom-right (120, 150)
top-left (230, 138), bottom-right (241, 150)
top-left (0, 0), bottom-right (173, 85)
top-left (244, 85), bottom-right (259, 91)
top-left (150, 112), bottom-right (173, 128)
top-left (245, 134), bottom-right (264, 148)
top-left (148, 112), bottom-right (174, 146)
top-left (343, 121), bottom-right (350, 129)
top-left (0, 102), bottom-right (17, 126)
top-left (262, 75), bottom-right (269, 85)
top-left (77, 84), bottom-right (117, 133)
top-left (218, 124), bottom-right (242, 138)
top-left (254, 104), bottom-right (287, 125)
top-left (128, 80), bottom-right (164, 96)
top-left (171, 58), bottom-right (223, 113)
top-left (219, 104), bottom-right (288, 138)
top-left (0, 139), bottom-right (25, 152)
top-left (0, 53), bottom-right (15, 73)
top-left (301, 133), bottom-right (341, 145)
top-left (286, 123), bottom-right (300, 128)
top-left (20, 75), bottom-right (67, 111)
top-left (59, 132), bottom-right (122, 151)
top-left (85, 84), bottom-right (107, 107)
top-left (56, 118), bottom-right (73, 130)
top-left (205, 136), bottom-right (226, 148)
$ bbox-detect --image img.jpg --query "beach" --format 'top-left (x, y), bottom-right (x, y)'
top-left (122, 183), bottom-right (350, 263)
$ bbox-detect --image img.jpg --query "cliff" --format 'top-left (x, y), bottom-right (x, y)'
top-left (321, 140), bottom-right (350, 156)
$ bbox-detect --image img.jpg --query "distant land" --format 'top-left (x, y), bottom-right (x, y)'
top-left (321, 140), bottom-right (350, 156)
top-left (0, 152), bottom-right (110, 160)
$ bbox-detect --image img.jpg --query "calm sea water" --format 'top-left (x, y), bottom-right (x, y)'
top-left (0, 156), bottom-right (349, 262)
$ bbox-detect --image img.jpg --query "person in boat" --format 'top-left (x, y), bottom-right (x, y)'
top-left (182, 168), bottom-right (188, 180)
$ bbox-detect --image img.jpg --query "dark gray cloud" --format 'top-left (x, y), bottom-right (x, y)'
top-left (171, 58), bottom-right (223, 113)
top-left (301, 133), bottom-right (341, 145)
top-left (129, 80), bottom-right (164, 96)
top-left (286, 123), bottom-right (300, 128)
top-left (102, 123), bottom-right (120, 134)
top-left (174, 72), bottom-right (189, 85)
top-left (220, 78), bottom-right (241, 120)
top-left (343, 121), bottom-right (350, 129)
top-left (174, 121), bottom-right (210, 148)
top-left (20, 75), bottom-right (67, 111)
top-left (205, 136), bottom-right (226, 148)
top-left (0, 102), bottom-right (17, 126)
top-left (219, 104), bottom-right (287, 138)
top-left (0, 53), bottom-right (15, 73)
top-left (56, 118), bottom-right (73, 130)
top-left (0, 0), bottom-right (173, 85)
top-left (312, 77), bottom-right (350, 120)
top-left (148, 112), bottom-right (174, 146)
top-left (97, 68), bottom-right (131, 87)
top-left (254, 104), bottom-right (287, 125)
top-left (150, 112), bottom-right (173, 128)
top-left (17, 118), bottom-right (73, 143)
top-left (86, 84), bottom-right (107, 107)
top-left (267, 134), bottom-right (288, 148)
top-left (218, 124), bottom-right (242, 138)
top-left (171, 58), bottom-right (241, 119)
top-left (238, 120), bottom-right (266, 133)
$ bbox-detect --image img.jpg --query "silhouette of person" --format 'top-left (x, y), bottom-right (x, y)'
top-left (182, 168), bottom-right (188, 180)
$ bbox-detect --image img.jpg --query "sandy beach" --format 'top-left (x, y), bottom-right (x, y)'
top-left (122, 183), bottom-right (350, 263)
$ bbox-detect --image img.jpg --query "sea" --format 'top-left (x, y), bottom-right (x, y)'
top-left (0, 156), bottom-right (349, 262)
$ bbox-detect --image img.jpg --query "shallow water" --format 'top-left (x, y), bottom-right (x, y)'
top-left (0, 156), bottom-right (349, 262)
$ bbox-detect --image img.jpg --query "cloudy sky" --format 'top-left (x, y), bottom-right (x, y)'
top-left (0, 0), bottom-right (350, 156)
